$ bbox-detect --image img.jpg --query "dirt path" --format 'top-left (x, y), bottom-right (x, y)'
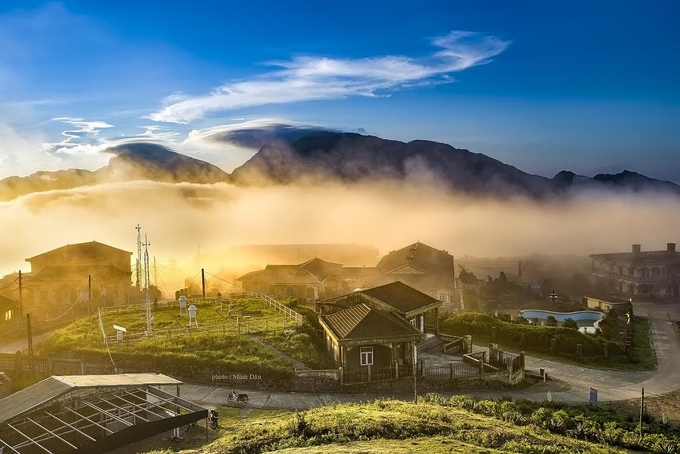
top-left (0, 331), bottom-right (52, 354)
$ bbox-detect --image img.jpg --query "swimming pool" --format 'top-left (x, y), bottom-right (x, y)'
top-left (519, 310), bottom-right (603, 333)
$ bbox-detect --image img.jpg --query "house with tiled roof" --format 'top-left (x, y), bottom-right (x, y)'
top-left (237, 241), bottom-right (456, 308)
top-left (317, 281), bottom-right (443, 334)
top-left (237, 258), bottom-right (374, 303)
top-left (319, 303), bottom-right (424, 374)
top-left (590, 243), bottom-right (680, 297)
top-left (365, 241), bottom-right (456, 306)
top-left (5, 241), bottom-right (133, 320)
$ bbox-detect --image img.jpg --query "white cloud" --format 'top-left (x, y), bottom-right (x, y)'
top-left (149, 31), bottom-right (511, 123)
top-left (41, 117), bottom-right (114, 155)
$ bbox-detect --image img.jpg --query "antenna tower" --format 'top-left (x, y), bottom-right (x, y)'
top-left (135, 224), bottom-right (142, 295)
top-left (143, 234), bottom-right (153, 336)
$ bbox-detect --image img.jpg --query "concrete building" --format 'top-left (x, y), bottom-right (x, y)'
top-left (590, 243), bottom-right (680, 297)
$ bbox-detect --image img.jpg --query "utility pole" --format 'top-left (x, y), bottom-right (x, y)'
top-left (18, 270), bottom-right (22, 316)
top-left (201, 268), bottom-right (206, 299)
top-left (88, 275), bottom-right (92, 316)
top-left (639, 387), bottom-right (645, 439)
top-left (27, 314), bottom-right (34, 376)
top-left (143, 234), bottom-right (152, 336)
top-left (135, 224), bottom-right (142, 297)
top-left (518, 260), bottom-right (522, 278)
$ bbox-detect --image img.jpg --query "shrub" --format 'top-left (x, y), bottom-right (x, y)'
top-left (562, 318), bottom-right (578, 330)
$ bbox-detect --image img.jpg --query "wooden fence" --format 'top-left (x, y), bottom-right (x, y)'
top-left (0, 352), bottom-right (115, 379)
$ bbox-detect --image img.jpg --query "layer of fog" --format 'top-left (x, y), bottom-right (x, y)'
top-left (1, 179), bottom-right (678, 295)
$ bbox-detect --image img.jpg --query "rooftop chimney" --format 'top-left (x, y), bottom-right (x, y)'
top-left (668, 243), bottom-right (676, 253)
top-left (632, 244), bottom-right (641, 255)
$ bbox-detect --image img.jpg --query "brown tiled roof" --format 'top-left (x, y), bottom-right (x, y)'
top-left (299, 258), bottom-right (344, 281)
top-left (360, 281), bottom-right (441, 313)
top-left (321, 303), bottom-right (422, 340)
top-left (237, 265), bottom-right (297, 282)
top-left (26, 241), bottom-right (132, 261)
top-left (363, 274), bottom-right (454, 292)
top-left (376, 241), bottom-right (453, 284)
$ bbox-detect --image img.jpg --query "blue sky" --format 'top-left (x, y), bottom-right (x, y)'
top-left (1, 0), bottom-right (678, 181)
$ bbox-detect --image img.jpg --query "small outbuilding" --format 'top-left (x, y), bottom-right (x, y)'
top-left (0, 373), bottom-right (207, 453)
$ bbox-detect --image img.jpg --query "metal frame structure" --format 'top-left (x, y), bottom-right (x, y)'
top-left (0, 375), bottom-right (207, 453)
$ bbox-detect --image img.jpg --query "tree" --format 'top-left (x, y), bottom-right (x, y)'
top-left (562, 318), bottom-right (578, 330)
top-left (546, 315), bottom-right (558, 327)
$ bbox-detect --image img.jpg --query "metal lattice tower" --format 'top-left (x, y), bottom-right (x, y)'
top-left (143, 234), bottom-right (153, 336)
top-left (135, 224), bottom-right (142, 295)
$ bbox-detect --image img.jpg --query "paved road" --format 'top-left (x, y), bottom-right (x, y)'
top-left (180, 301), bottom-right (680, 410)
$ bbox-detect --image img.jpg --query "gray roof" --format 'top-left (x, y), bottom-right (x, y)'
top-left (0, 373), bottom-right (201, 454)
top-left (0, 373), bottom-right (181, 425)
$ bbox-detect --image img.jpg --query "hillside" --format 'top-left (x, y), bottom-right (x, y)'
top-left (145, 397), bottom-right (680, 454)
top-left (230, 132), bottom-right (555, 198)
top-left (0, 142), bottom-right (229, 201)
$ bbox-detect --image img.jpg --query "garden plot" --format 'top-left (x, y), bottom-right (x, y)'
top-left (99, 294), bottom-right (303, 344)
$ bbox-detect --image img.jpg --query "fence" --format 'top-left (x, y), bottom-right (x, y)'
top-left (100, 292), bottom-right (304, 345)
top-left (104, 316), bottom-right (300, 344)
top-left (0, 352), bottom-right (115, 379)
top-left (342, 363), bottom-right (414, 384)
top-left (421, 362), bottom-right (479, 381)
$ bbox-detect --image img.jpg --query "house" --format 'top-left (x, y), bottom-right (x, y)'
top-left (0, 295), bottom-right (18, 323)
top-left (319, 303), bottom-right (424, 374)
top-left (12, 241), bottom-right (133, 320)
top-left (237, 258), bottom-right (374, 303)
top-left (590, 243), bottom-right (680, 297)
top-left (317, 281), bottom-right (443, 334)
top-left (364, 241), bottom-right (456, 306)
top-left (237, 241), bottom-right (456, 308)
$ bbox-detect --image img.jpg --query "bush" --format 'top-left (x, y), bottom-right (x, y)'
top-left (562, 318), bottom-right (578, 330)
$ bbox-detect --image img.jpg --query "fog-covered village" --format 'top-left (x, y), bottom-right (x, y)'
top-left (2, 1), bottom-right (680, 453)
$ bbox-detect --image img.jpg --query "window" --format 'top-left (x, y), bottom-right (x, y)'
top-left (4, 309), bottom-right (12, 321)
top-left (410, 318), bottom-right (416, 326)
top-left (360, 347), bottom-right (373, 366)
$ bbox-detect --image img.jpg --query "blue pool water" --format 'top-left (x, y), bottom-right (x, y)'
top-left (519, 310), bottom-right (603, 333)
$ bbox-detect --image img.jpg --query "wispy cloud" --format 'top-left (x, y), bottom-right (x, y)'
top-left (41, 117), bottom-right (114, 155)
top-left (149, 31), bottom-right (511, 123)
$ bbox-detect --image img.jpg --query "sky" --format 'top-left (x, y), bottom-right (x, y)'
top-left (1, 0), bottom-right (680, 290)
top-left (1, 0), bottom-right (679, 181)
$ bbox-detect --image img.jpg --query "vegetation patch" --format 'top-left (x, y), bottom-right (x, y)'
top-left (34, 297), bottom-right (333, 382)
top-left (440, 312), bottom-right (655, 370)
top-left (144, 397), bottom-right (678, 454)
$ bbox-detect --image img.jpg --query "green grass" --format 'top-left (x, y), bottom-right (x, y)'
top-left (443, 312), bottom-right (655, 371)
top-left (144, 399), bottom-right (653, 454)
top-left (630, 318), bottom-right (657, 370)
top-left (33, 297), bottom-right (334, 381)
top-left (262, 332), bottom-right (333, 370)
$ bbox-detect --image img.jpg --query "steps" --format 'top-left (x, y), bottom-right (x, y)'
top-left (417, 336), bottom-right (445, 354)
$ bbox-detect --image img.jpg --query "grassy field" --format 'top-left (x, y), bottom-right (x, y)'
top-left (141, 397), bottom-right (680, 454)
top-left (34, 297), bottom-right (321, 381)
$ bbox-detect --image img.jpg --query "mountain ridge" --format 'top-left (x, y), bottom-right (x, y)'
top-left (1, 133), bottom-right (678, 201)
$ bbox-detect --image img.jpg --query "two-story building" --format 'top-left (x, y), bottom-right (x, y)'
top-left (590, 243), bottom-right (680, 297)
top-left (8, 241), bottom-right (133, 320)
